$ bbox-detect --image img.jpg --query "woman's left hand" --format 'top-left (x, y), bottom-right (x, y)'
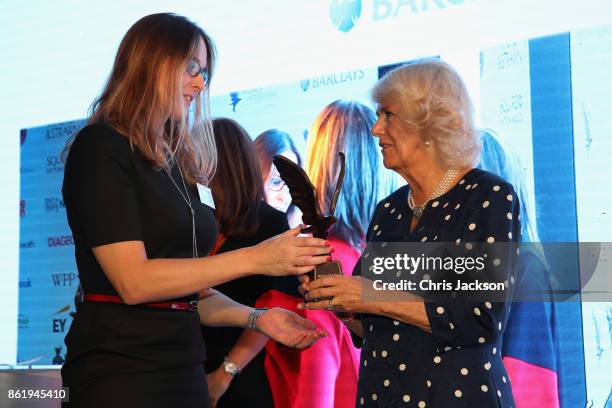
top-left (256, 307), bottom-right (327, 349)
top-left (298, 275), bottom-right (372, 314)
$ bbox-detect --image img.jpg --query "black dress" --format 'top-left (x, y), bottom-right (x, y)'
top-left (202, 203), bottom-right (290, 408)
top-left (354, 169), bottom-right (520, 407)
top-left (61, 124), bottom-right (217, 408)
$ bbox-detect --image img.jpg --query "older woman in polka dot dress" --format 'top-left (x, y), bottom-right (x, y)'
top-left (299, 59), bottom-right (520, 407)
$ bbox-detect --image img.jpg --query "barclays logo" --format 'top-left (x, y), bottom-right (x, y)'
top-left (330, 0), bottom-right (362, 33)
top-left (300, 79), bottom-right (310, 92)
top-left (329, 0), bottom-right (469, 32)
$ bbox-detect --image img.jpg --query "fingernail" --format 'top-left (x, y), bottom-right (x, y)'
top-left (297, 303), bottom-right (304, 310)
top-left (327, 256), bottom-right (332, 262)
top-left (325, 241), bottom-right (331, 247)
top-left (330, 247), bottom-right (335, 254)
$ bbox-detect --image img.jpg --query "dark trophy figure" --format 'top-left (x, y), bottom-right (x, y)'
top-left (272, 152), bottom-right (346, 298)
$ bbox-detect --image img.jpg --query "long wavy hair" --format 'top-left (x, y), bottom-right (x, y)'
top-left (86, 13), bottom-right (217, 184)
top-left (210, 118), bottom-right (264, 238)
top-left (306, 100), bottom-right (397, 250)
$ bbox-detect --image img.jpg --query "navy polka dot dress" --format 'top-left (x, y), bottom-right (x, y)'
top-left (353, 169), bottom-right (520, 407)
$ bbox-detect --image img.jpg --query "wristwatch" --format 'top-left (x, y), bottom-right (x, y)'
top-left (247, 308), bottom-right (268, 333)
top-left (222, 357), bottom-right (240, 377)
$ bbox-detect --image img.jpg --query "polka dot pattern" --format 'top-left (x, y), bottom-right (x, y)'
top-left (356, 169), bottom-right (518, 407)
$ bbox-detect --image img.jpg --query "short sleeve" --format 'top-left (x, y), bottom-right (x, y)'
top-left (425, 182), bottom-right (520, 350)
top-left (62, 125), bottom-right (143, 248)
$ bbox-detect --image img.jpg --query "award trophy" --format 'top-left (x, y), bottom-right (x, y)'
top-left (272, 152), bottom-right (346, 300)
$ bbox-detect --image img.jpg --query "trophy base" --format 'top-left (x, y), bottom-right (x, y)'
top-left (306, 261), bottom-right (342, 303)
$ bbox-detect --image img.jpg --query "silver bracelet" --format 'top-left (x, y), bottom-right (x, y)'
top-left (247, 308), bottom-right (268, 332)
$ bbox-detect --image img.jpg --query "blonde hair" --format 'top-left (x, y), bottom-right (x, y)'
top-left (371, 59), bottom-right (480, 168)
top-left (89, 13), bottom-right (217, 184)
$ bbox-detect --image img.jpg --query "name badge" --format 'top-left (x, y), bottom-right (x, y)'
top-left (197, 183), bottom-right (215, 209)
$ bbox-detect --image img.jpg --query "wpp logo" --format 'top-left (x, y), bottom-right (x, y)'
top-left (330, 0), bottom-right (362, 33)
top-left (300, 79), bottom-right (310, 92)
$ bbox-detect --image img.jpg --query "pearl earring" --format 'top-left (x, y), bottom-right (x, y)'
top-left (424, 140), bottom-right (431, 147)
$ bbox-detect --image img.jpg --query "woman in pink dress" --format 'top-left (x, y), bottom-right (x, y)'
top-left (298, 100), bottom-right (398, 407)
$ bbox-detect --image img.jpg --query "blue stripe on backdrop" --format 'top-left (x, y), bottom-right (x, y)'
top-left (529, 32), bottom-right (586, 408)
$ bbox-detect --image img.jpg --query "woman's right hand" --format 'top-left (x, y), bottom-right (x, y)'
top-left (252, 226), bottom-right (331, 276)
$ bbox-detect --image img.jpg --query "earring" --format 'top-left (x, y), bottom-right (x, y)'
top-left (424, 140), bottom-right (431, 147)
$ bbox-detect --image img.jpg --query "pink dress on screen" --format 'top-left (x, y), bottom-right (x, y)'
top-left (293, 236), bottom-right (361, 408)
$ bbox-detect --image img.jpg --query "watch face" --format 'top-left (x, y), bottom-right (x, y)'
top-left (223, 361), bottom-right (238, 376)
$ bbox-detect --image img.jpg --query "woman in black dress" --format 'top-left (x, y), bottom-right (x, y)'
top-left (300, 60), bottom-right (520, 407)
top-left (202, 118), bottom-right (292, 407)
top-left (61, 14), bottom-right (330, 408)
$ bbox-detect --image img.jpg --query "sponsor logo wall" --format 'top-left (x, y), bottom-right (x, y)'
top-left (18, 119), bottom-right (84, 365)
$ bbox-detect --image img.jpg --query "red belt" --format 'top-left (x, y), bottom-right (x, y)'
top-left (84, 294), bottom-right (198, 312)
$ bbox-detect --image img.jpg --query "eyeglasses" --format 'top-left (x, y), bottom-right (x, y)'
top-left (186, 59), bottom-right (209, 85)
top-left (267, 167), bottom-right (286, 192)
top-left (267, 175), bottom-right (286, 192)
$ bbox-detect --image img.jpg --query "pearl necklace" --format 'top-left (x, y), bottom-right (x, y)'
top-left (407, 168), bottom-right (459, 218)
